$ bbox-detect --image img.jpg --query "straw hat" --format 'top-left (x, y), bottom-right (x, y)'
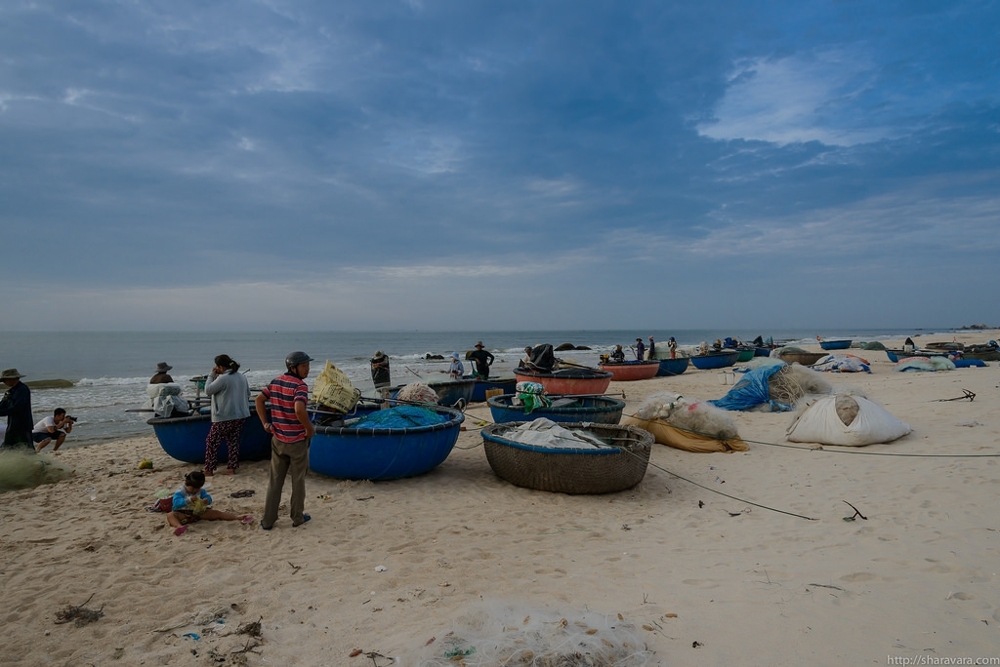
top-left (156, 362), bottom-right (173, 372)
top-left (0, 368), bottom-right (26, 380)
top-left (372, 350), bottom-right (386, 360)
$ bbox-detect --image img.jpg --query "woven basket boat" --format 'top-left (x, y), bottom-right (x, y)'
top-left (480, 421), bottom-right (653, 494)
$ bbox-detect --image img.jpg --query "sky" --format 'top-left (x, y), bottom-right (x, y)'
top-left (1, 0), bottom-right (998, 332)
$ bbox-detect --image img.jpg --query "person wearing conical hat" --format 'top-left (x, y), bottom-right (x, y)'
top-left (0, 368), bottom-right (34, 451)
top-left (150, 362), bottom-right (174, 384)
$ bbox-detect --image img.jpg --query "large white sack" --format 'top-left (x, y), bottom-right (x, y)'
top-left (786, 394), bottom-right (911, 446)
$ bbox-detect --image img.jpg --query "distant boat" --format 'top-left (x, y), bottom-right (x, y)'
top-left (597, 360), bottom-right (661, 381)
top-left (690, 350), bottom-right (740, 370)
top-left (818, 339), bottom-right (852, 351)
top-left (148, 407), bottom-right (270, 464)
top-left (487, 394), bottom-right (626, 425)
top-left (309, 405), bottom-right (464, 481)
top-left (480, 421), bottom-right (653, 494)
top-left (655, 357), bottom-right (690, 377)
top-left (513, 367), bottom-right (613, 395)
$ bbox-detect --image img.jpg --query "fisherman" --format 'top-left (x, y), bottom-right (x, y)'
top-left (370, 351), bottom-right (391, 398)
top-left (667, 337), bottom-right (678, 359)
top-left (610, 344), bottom-right (626, 363)
top-left (0, 368), bottom-right (33, 451)
top-left (468, 342), bottom-right (495, 380)
top-left (648, 336), bottom-right (656, 359)
top-left (447, 352), bottom-right (464, 380)
top-left (150, 362), bottom-right (174, 384)
top-left (634, 338), bottom-right (645, 361)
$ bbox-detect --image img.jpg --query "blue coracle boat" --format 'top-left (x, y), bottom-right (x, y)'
top-left (655, 357), bottom-right (690, 376)
top-left (487, 394), bottom-right (626, 425)
top-left (819, 339), bottom-right (852, 351)
top-left (466, 376), bottom-right (517, 402)
top-left (391, 378), bottom-right (476, 410)
top-left (309, 405), bottom-right (464, 480)
top-left (148, 409), bottom-right (271, 464)
top-left (690, 351), bottom-right (740, 370)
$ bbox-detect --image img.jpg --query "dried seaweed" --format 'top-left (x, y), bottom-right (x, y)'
top-left (54, 593), bottom-right (105, 627)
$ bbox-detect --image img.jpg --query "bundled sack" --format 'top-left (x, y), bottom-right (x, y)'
top-left (625, 391), bottom-right (747, 453)
top-left (311, 361), bottom-right (361, 414)
top-left (894, 356), bottom-right (956, 372)
top-left (147, 382), bottom-right (190, 418)
top-left (811, 354), bottom-right (871, 373)
top-left (512, 381), bottom-right (551, 414)
top-left (786, 393), bottom-right (911, 446)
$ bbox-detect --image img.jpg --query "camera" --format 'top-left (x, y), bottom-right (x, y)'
top-left (66, 415), bottom-right (78, 423)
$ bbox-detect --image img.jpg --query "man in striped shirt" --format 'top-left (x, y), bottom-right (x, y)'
top-left (256, 351), bottom-right (315, 530)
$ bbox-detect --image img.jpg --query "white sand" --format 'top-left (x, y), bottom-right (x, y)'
top-left (2, 332), bottom-right (999, 666)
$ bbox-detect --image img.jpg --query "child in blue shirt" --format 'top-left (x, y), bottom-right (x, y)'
top-left (167, 471), bottom-right (253, 536)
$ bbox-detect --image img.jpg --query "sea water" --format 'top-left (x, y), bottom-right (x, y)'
top-left (0, 328), bottom-right (934, 448)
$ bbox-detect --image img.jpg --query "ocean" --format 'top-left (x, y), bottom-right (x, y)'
top-left (0, 327), bottom-right (940, 448)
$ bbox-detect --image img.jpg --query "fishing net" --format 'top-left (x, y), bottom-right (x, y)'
top-left (349, 405), bottom-right (447, 429)
top-left (395, 382), bottom-right (440, 404)
top-left (409, 603), bottom-right (654, 666)
top-left (636, 392), bottom-right (739, 440)
top-left (0, 450), bottom-right (75, 493)
top-left (766, 364), bottom-right (832, 406)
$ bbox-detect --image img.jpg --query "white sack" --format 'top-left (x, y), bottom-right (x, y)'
top-left (786, 394), bottom-right (911, 446)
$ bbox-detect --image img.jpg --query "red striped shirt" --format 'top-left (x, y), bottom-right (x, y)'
top-left (261, 373), bottom-right (309, 443)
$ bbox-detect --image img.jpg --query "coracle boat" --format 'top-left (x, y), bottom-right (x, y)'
top-left (487, 394), bottom-right (626, 425)
top-left (465, 376), bottom-right (517, 402)
top-left (480, 420), bottom-right (653, 494)
top-left (512, 367), bottom-right (613, 395)
top-left (597, 360), bottom-right (660, 381)
top-left (390, 378), bottom-right (476, 410)
top-left (689, 350), bottom-right (740, 370)
top-left (884, 349), bottom-right (947, 363)
top-left (770, 350), bottom-right (826, 366)
top-left (735, 347), bottom-right (756, 362)
top-left (148, 406), bottom-right (270, 464)
top-left (818, 339), bottom-right (852, 351)
top-left (309, 404), bottom-right (464, 480)
top-left (655, 357), bottom-right (690, 377)
top-left (962, 343), bottom-right (1000, 362)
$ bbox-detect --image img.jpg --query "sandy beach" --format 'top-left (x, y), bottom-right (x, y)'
top-left (2, 332), bottom-right (999, 666)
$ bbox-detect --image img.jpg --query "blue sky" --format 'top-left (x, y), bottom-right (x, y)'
top-left (1, 0), bottom-right (998, 331)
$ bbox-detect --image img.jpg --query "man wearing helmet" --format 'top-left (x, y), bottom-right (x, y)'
top-left (255, 351), bottom-right (315, 530)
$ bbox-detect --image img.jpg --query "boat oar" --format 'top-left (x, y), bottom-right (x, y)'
top-left (404, 365), bottom-right (422, 378)
top-left (547, 391), bottom-right (626, 399)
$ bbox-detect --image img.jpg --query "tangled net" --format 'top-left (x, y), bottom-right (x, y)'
top-left (411, 603), bottom-right (654, 666)
top-left (635, 392), bottom-right (738, 440)
top-left (395, 382), bottom-right (439, 404)
top-left (767, 364), bottom-right (832, 407)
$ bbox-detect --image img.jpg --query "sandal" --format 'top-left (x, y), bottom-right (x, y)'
top-left (240, 515), bottom-right (254, 525)
top-left (174, 525), bottom-right (188, 536)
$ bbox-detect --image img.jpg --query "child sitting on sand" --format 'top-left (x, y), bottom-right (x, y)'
top-left (167, 471), bottom-right (253, 536)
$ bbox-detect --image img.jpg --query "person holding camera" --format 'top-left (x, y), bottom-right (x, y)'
top-left (33, 407), bottom-right (75, 452)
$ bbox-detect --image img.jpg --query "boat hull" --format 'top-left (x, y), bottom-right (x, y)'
top-left (513, 369), bottom-right (612, 395)
top-left (390, 378), bottom-right (476, 410)
top-left (772, 351), bottom-right (826, 366)
top-left (487, 395), bottom-right (625, 425)
top-left (481, 421), bottom-right (653, 494)
top-left (735, 347), bottom-right (755, 362)
top-left (467, 376), bottom-right (517, 402)
top-left (597, 361), bottom-right (660, 381)
top-left (655, 357), bottom-right (690, 376)
top-left (309, 406), bottom-right (464, 480)
top-left (148, 412), bottom-right (270, 464)
top-left (690, 351), bottom-right (740, 370)
top-left (819, 339), bottom-right (852, 351)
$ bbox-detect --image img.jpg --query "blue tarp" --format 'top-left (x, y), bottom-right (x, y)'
top-left (710, 363), bottom-right (793, 412)
top-left (350, 405), bottom-right (447, 429)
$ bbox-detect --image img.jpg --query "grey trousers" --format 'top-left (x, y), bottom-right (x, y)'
top-left (262, 436), bottom-right (310, 528)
